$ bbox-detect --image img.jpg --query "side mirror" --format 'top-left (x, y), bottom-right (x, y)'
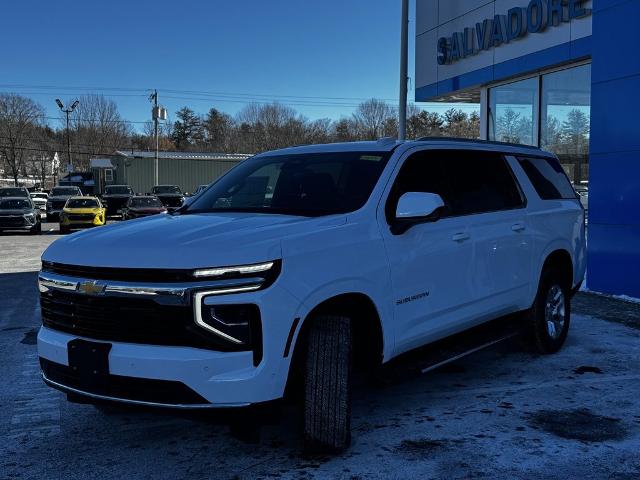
top-left (392, 192), bottom-right (444, 235)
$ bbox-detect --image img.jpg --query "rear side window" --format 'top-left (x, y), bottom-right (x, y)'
top-left (517, 156), bottom-right (577, 200)
top-left (441, 150), bottom-right (525, 216)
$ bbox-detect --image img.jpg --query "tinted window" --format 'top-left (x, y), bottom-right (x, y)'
top-left (66, 198), bottom-right (99, 208)
top-left (444, 151), bottom-right (524, 215)
top-left (153, 185), bottom-right (181, 194)
top-left (187, 151), bottom-right (391, 217)
top-left (0, 188), bottom-right (28, 198)
top-left (0, 199), bottom-right (30, 209)
top-left (130, 197), bottom-right (163, 208)
top-left (105, 186), bottom-right (132, 195)
top-left (51, 187), bottom-right (80, 196)
top-left (517, 156), bottom-right (578, 200)
top-left (385, 152), bottom-right (453, 223)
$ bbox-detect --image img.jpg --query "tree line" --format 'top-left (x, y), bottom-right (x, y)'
top-left (0, 93), bottom-right (480, 186)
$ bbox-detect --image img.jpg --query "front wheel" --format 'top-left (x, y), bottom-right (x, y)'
top-left (303, 315), bottom-right (352, 453)
top-left (525, 267), bottom-right (571, 354)
top-left (59, 225), bottom-right (70, 234)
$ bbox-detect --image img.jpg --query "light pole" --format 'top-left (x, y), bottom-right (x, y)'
top-left (55, 99), bottom-right (79, 173)
top-left (398, 0), bottom-right (409, 140)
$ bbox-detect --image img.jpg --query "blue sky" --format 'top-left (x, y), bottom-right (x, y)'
top-left (2, 0), bottom-right (477, 130)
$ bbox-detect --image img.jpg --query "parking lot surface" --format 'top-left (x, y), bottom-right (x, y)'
top-left (1, 228), bottom-right (639, 479)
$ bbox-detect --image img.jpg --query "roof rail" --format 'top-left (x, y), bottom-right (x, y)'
top-left (376, 137), bottom-right (398, 146)
top-left (414, 136), bottom-right (543, 151)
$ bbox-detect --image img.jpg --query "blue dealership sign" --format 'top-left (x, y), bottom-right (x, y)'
top-left (437, 0), bottom-right (591, 65)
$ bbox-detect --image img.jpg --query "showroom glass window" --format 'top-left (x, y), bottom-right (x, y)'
top-left (541, 64), bottom-right (591, 184)
top-left (489, 77), bottom-right (539, 146)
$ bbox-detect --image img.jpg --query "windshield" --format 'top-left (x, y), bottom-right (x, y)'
top-left (186, 151), bottom-right (391, 217)
top-left (66, 198), bottom-right (99, 208)
top-left (51, 187), bottom-right (79, 196)
top-left (130, 197), bottom-right (163, 208)
top-left (0, 188), bottom-right (27, 198)
top-left (0, 199), bottom-right (30, 209)
top-left (153, 185), bottom-right (181, 194)
top-left (105, 186), bottom-right (132, 195)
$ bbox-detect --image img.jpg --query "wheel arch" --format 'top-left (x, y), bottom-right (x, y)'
top-left (540, 248), bottom-right (574, 292)
top-left (284, 292), bottom-right (385, 396)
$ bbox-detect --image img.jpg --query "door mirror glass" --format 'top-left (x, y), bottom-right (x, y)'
top-left (392, 192), bottom-right (444, 235)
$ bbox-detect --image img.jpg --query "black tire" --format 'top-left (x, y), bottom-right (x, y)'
top-left (30, 223), bottom-right (41, 235)
top-left (303, 315), bottom-right (352, 453)
top-left (59, 225), bottom-right (69, 234)
top-left (525, 267), bottom-right (571, 354)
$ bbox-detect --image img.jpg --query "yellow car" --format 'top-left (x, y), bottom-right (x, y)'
top-left (59, 196), bottom-right (106, 234)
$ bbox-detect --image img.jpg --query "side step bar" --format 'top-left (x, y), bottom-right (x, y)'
top-left (383, 313), bottom-right (526, 378)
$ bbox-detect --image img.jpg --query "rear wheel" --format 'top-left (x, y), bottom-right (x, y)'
top-left (303, 315), bottom-right (352, 453)
top-left (525, 267), bottom-right (571, 354)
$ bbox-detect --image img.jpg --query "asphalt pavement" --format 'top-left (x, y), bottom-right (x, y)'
top-left (1, 226), bottom-right (639, 479)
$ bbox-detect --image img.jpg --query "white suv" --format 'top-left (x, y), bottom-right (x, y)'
top-left (37, 139), bottom-right (586, 451)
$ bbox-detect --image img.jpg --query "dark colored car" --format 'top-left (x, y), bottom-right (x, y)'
top-left (46, 186), bottom-right (83, 221)
top-left (0, 197), bottom-right (41, 234)
top-left (122, 196), bottom-right (167, 220)
top-left (0, 187), bottom-right (30, 198)
top-left (101, 185), bottom-right (133, 217)
top-left (151, 185), bottom-right (184, 210)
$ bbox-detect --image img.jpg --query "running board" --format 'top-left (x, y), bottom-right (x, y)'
top-left (382, 313), bottom-right (525, 378)
top-left (420, 333), bottom-right (518, 374)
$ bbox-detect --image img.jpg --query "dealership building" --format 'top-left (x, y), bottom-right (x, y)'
top-left (415, 0), bottom-right (639, 297)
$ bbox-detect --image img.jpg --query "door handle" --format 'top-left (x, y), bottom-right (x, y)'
top-left (511, 223), bottom-right (526, 232)
top-left (452, 232), bottom-right (470, 242)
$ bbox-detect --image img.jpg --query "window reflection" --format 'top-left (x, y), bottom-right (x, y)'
top-left (541, 64), bottom-right (591, 185)
top-left (489, 77), bottom-right (539, 146)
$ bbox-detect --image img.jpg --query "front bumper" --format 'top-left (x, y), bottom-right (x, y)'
top-left (60, 215), bottom-right (104, 228)
top-left (37, 270), bottom-right (301, 407)
top-left (0, 216), bottom-right (37, 230)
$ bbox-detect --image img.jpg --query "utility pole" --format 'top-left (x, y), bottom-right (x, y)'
top-left (398, 0), bottom-right (409, 141)
top-left (55, 99), bottom-right (79, 172)
top-left (150, 90), bottom-right (159, 186)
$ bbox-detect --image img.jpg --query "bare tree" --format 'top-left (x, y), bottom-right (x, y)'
top-left (352, 99), bottom-right (396, 140)
top-left (0, 94), bottom-right (45, 186)
top-left (67, 94), bottom-right (132, 169)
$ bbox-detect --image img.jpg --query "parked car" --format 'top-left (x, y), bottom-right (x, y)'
top-left (46, 186), bottom-right (83, 222)
top-left (122, 196), bottom-right (167, 220)
top-left (0, 186), bottom-right (30, 198)
top-left (151, 184), bottom-right (184, 210)
top-left (193, 184), bottom-right (209, 196)
top-left (59, 196), bottom-right (106, 234)
top-left (0, 197), bottom-right (41, 234)
top-left (37, 139), bottom-right (586, 452)
top-left (575, 185), bottom-right (588, 211)
top-left (101, 185), bottom-right (133, 217)
top-left (30, 192), bottom-right (48, 214)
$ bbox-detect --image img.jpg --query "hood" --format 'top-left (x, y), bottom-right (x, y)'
top-left (42, 212), bottom-right (345, 269)
top-left (156, 192), bottom-right (183, 197)
top-left (129, 207), bottom-right (165, 213)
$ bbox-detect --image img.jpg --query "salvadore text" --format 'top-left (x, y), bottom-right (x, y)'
top-left (437, 0), bottom-right (591, 65)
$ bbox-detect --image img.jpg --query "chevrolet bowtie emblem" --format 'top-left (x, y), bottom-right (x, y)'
top-left (77, 280), bottom-right (105, 295)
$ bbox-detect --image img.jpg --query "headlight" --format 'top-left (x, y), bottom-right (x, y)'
top-left (24, 213), bottom-right (35, 220)
top-left (192, 261), bottom-right (276, 279)
top-left (194, 301), bottom-right (260, 346)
